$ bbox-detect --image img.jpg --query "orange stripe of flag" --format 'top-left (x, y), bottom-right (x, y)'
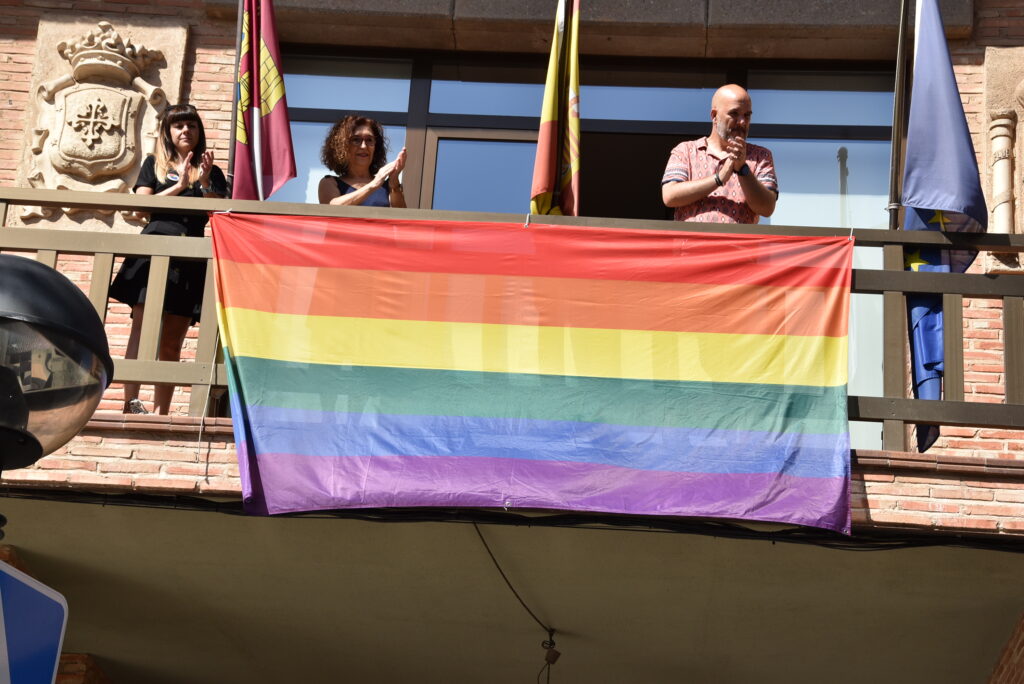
top-left (217, 259), bottom-right (849, 337)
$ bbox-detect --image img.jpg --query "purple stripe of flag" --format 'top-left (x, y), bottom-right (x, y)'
top-left (249, 451), bottom-right (851, 533)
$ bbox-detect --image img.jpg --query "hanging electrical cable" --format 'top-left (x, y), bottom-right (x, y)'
top-left (473, 523), bottom-right (561, 681)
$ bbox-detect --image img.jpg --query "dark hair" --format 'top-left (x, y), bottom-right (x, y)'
top-left (155, 103), bottom-right (207, 183)
top-left (321, 115), bottom-right (388, 176)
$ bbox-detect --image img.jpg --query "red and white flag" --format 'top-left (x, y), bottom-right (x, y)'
top-left (231, 0), bottom-right (296, 200)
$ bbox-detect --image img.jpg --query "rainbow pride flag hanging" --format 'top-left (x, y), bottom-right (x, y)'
top-left (211, 214), bottom-right (854, 533)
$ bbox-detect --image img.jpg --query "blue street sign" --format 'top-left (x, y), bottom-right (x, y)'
top-left (0, 561), bottom-right (66, 684)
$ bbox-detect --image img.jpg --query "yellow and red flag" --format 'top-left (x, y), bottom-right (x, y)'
top-left (232, 0), bottom-right (295, 200)
top-left (530, 0), bottom-right (581, 216)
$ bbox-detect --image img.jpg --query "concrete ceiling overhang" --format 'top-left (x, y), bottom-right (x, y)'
top-left (205, 0), bottom-right (974, 60)
top-left (1, 494), bottom-right (1021, 683)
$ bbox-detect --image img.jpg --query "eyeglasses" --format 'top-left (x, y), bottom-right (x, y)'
top-left (348, 136), bottom-right (376, 147)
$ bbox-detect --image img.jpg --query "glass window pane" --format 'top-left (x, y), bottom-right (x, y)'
top-left (750, 138), bottom-right (891, 230)
top-left (580, 86), bottom-right (714, 121)
top-left (430, 81), bottom-right (715, 122)
top-left (849, 246), bottom-right (884, 450)
top-left (284, 59), bottom-right (411, 111)
top-left (429, 81), bottom-right (544, 117)
top-left (748, 71), bottom-right (894, 126)
top-left (433, 139), bottom-right (536, 213)
top-left (269, 123), bottom-right (406, 204)
top-left (749, 89), bottom-right (894, 126)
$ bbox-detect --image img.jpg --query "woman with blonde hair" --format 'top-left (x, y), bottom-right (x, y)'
top-left (109, 103), bottom-right (227, 414)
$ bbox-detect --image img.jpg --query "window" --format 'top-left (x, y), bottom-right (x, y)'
top-left (429, 81), bottom-right (544, 117)
top-left (747, 70), bottom-right (894, 126)
top-left (284, 58), bottom-right (412, 112)
top-left (277, 54), bottom-right (893, 224)
top-left (756, 138), bottom-right (891, 229)
top-left (430, 136), bottom-right (536, 214)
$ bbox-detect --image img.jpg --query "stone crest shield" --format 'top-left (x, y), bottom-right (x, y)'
top-left (51, 84), bottom-right (143, 181)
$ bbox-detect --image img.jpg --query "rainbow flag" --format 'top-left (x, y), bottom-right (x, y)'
top-left (211, 214), bottom-right (853, 533)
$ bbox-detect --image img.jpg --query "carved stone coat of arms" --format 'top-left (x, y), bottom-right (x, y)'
top-left (23, 21), bottom-right (166, 220)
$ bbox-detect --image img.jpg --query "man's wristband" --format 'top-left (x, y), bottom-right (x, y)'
top-left (737, 164), bottom-right (751, 177)
top-left (714, 170), bottom-right (723, 187)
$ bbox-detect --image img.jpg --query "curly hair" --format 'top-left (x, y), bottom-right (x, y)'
top-left (154, 103), bottom-right (207, 184)
top-left (320, 115), bottom-right (388, 176)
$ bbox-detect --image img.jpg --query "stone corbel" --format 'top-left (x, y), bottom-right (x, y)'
top-left (36, 74), bottom-right (75, 104)
top-left (29, 128), bottom-right (48, 155)
top-left (989, 109), bottom-right (1016, 235)
top-left (134, 78), bottom-right (166, 159)
top-left (1017, 78), bottom-right (1024, 236)
top-left (132, 77), bottom-right (165, 110)
top-left (20, 171), bottom-right (55, 220)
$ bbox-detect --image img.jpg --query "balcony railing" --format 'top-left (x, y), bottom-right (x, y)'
top-left (2, 186), bottom-right (1023, 451)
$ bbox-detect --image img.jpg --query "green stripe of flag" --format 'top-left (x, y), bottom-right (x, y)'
top-left (230, 355), bottom-right (848, 436)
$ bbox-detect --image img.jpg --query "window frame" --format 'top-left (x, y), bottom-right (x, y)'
top-left (282, 47), bottom-right (895, 212)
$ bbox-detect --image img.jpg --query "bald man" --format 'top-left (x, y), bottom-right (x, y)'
top-left (661, 84), bottom-right (778, 223)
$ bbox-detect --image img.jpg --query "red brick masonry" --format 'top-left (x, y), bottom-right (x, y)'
top-left (991, 613), bottom-right (1024, 684)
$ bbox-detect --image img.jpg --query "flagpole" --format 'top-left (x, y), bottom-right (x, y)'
top-left (888, 0), bottom-right (912, 231)
top-left (837, 146), bottom-right (849, 228)
top-left (226, 0), bottom-right (245, 187)
top-left (882, 0), bottom-right (913, 452)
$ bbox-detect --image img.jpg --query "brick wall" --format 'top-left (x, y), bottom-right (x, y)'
top-left (2, 415), bottom-right (240, 496)
top-left (991, 612), bottom-right (1024, 684)
top-left (853, 466), bottom-right (1024, 534)
top-left (57, 653), bottom-right (111, 684)
top-left (0, 544), bottom-right (28, 572)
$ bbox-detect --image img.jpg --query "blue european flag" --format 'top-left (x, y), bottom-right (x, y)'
top-left (901, 0), bottom-right (988, 452)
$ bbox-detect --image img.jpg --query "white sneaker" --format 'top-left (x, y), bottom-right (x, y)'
top-left (127, 399), bottom-right (149, 414)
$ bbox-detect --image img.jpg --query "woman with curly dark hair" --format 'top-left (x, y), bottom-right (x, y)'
top-left (317, 115), bottom-right (407, 207)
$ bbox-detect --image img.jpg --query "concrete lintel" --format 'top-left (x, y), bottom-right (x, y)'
top-left (708, 0), bottom-right (973, 60)
top-left (206, 0), bottom-right (972, 59)
top-left (452, 0), bottom-right (706, 56)
top-left (206, 0), bottom-right (457, 51)
top-left (706, 33), bottom-right (897, 61)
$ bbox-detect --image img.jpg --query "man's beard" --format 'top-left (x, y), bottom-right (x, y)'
top-left (716, 118), bottom-right (745, 143)
top-left (716, 118), bottom-right (731, 142)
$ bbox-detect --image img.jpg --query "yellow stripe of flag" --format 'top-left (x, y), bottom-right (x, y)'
top-left (221, 307), bottom-right (848, 387)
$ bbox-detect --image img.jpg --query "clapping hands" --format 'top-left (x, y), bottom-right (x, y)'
top-left (173, 150), bottom-right (214, 189)
top-left (374, 147), bottom-right (408, 189)
top-left (198, 150), bottom-right (214, 186)
top-left (726, 136), bottom-right (747, 172)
